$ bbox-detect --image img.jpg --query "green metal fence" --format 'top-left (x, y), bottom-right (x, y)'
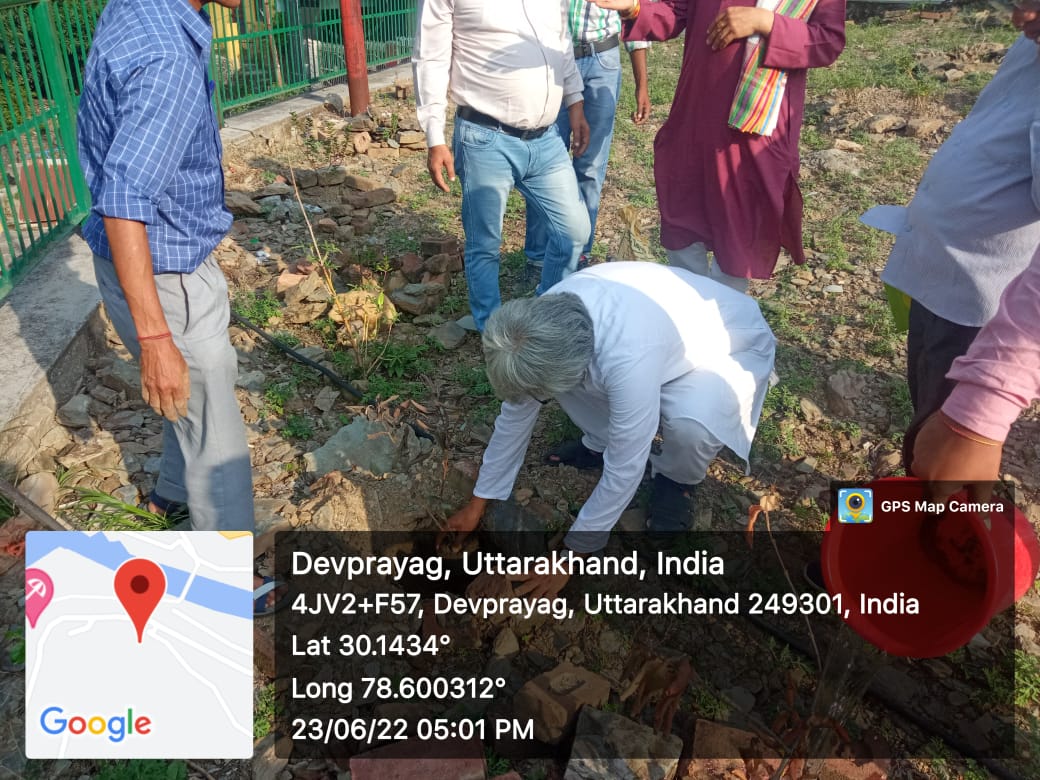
top-left (212, 0), bottom-right (418, 120)
top-left (1, 0), bottom-right (418, 300)
top-left (0, 0), bottom-right (96, 301)
top-left (362, 0), bottom-right (418, 68)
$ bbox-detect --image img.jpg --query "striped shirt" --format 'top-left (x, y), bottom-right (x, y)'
top-left (568, 0), bottom-right (649, 51)
top-left (77, 0), bottom-right (231, 274)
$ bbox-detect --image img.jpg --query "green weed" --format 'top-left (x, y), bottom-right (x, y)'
top-left (754, 385), bottom-right (804, 460)
top-left (438, 292), bottom-right (469, 317)
top-left (1016, 649), bottom-right (1040, 707)
top-left (282, 414), bottom-right (314, 441)
top-left (502, 249), bottom-right (527, 273)
top-left (263, 379), bottom-right (297, 416)
top-left (485, 748), bottom-right (510, 777)
top-left (4, 627), bottom-right (25, 666)
top-left (270, 329), bottom-right (301, 349)
top-left (384, 227), bottom-right (419, 255)
top-left (453, 364), bottom-right (494, 397)
top-left (691, 686), bottom-right (731, 720)
top-left (233, 290), bottom-right (282, 325)
top-left (380, 342), bottom-right (432, 379)
top-left (68, 488), bottom-right (174, 531)
top-left (255, 683), bottom-right (279, 740)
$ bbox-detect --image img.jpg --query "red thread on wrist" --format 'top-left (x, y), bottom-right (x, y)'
top-left (939, 412), bottom-right (1000, 447)
top-left (138, 332), bottom-right (172, 343)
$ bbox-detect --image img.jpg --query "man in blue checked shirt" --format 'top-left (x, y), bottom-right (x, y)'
top-left (77, 0), bottom-right (285, 609)
top-left (525, 0), bottom-right (652, 274)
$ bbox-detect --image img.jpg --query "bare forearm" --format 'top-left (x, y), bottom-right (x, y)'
top-left (629, 48), bottom-right (648, 90)
top-left (103, 217), bottom-right (170, 338)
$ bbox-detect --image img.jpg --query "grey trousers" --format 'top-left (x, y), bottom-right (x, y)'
top-left (666, 242), bottom-right (750, 294)
top-left (93, 254), bottom-right (255, 532)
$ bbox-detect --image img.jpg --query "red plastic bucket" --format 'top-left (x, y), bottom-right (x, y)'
top-left (821, 477), bottom-right (1040, 658)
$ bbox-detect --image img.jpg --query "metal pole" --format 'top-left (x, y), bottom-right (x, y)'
top-left (338, 0), bottom-right (369, 116)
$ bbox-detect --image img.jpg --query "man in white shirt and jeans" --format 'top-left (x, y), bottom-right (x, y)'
top-left (413, 0), bottom-right (592, 332)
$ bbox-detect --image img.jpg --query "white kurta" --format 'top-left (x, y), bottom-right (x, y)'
top-left (473, 262), bottom-right (776, 552)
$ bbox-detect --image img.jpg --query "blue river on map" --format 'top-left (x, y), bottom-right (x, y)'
top-left (26, 532), bottom-right (252, 620)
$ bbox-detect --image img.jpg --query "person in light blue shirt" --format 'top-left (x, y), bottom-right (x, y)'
top-left (879, 20), bottom-right (1040, 470)
top-left (78, 0), bottom-right (260, 559)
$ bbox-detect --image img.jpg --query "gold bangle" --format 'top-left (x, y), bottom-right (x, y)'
top-left (620, 0), bottom-right (641, 21)
top-left (939, 413), bottom-right (1001, 447)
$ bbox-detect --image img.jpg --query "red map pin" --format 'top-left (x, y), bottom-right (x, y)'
top-left (114, 559), bottom-right (166, 643)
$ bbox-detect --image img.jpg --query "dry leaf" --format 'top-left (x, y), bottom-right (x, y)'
top-left (615, 205), bottom-right (657, 263)
top-left (759, 492), bottom-right (781, 512)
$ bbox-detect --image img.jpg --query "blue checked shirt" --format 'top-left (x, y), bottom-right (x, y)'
top-left (77, 0), bottom-right (230, 274)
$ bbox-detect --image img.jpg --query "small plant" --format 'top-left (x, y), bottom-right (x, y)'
top-left (380, 342), bottom-right (431, 380)
top-left (288, 169), bottom-right (398, 380)
top-left (4, 627), bottom-right (25, 666)
top-left (291, 362), bottom-right (322, 387)
top-left (282, 414), bottom-right (313, 441)
top-left (255, 682), bottom-right (279, 740)
top-left (484, 748), bottom-right (510, 777)
top-left (1015, 649), bottom-right (1040, 707)
top-left (452, 364), bottom-right (494, 397)
top-left (691, 686), bottom-right (730, 720)
top-left (438, 292), bottom-right (468, 317)
top-left (233, 290), bottom-right (282, 326)
top-left (502, 249), bottom-right (527, 273)
top-left (263, 380), bottom-right (297, 416)
top-left (68, 488), bottom-right (174, 531)
top-left (310, 317), bottom-right (339, 346)
top-left (271, 329), bottom-right (301, 349)
top-left (260, 170), bottom-right (277, 184)
top-left (751, 384), bottom-right (804, 461)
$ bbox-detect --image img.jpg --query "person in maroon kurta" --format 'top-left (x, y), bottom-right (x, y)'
top-left (590, 0), bottom-right (845, 290)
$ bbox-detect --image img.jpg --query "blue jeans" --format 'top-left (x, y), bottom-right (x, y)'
top-left (525, 46), bottom-right (622, 262)
top-left (453, 116), bottom-right (590, 331)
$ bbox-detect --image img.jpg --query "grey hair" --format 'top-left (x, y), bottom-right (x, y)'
top-left (482, 293), bottom-right (595, 402)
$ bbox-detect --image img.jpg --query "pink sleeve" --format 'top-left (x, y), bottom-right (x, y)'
top-left (622, 0), bottom-right (688, 42)
top-left (942, 248), bottom-right (1040, 442)
top-left (761, 0), bottom-right (846, 70)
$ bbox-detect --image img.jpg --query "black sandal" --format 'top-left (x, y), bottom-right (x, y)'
top-left (647, 474), bottom-right (696, 533)
top-left (544, 439), bottom-right (604, 470)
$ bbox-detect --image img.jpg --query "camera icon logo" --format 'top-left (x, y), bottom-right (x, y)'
top-left (837, 488), bottom-right (873, 524)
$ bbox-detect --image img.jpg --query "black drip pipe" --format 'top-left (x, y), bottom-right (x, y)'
top-left (230, 312), bottom-right (436, 442)
top-left (231, 311), bottom-right (365, 400)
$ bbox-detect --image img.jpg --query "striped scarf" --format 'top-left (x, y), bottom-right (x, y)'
top-left (728, 0), bottom-right (820, 136)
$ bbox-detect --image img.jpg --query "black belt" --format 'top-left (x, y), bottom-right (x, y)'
top-left (455, 106), bottom-right (551, 140)
top-left (574, 34), bottom-right (619, 60)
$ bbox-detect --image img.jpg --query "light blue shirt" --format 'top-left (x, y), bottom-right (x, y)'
top-left (881, 35), bottom-right (1040, 327)
top-left (77, 0), bottom-right (231, 274)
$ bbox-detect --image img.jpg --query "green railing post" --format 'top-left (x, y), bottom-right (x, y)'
top-left (30, 0), bottom-right (89, 220)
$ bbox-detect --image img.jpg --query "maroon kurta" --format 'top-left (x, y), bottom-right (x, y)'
top-left (624, 0), bottom-right (845, 278)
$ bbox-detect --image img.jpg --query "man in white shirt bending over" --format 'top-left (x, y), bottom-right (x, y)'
top-left (442, 262), bottom-right (776, 597)
top-left (413, 0), bottom-right (592, 332)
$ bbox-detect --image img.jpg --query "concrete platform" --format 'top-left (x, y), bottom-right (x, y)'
top-left (0, 232), bottom-right (100, 427)
top-left (220, 63), bottom-right (413, 148)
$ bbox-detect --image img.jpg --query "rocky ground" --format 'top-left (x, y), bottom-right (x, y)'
top-left (2, 4), bottom-right (1040, 780)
